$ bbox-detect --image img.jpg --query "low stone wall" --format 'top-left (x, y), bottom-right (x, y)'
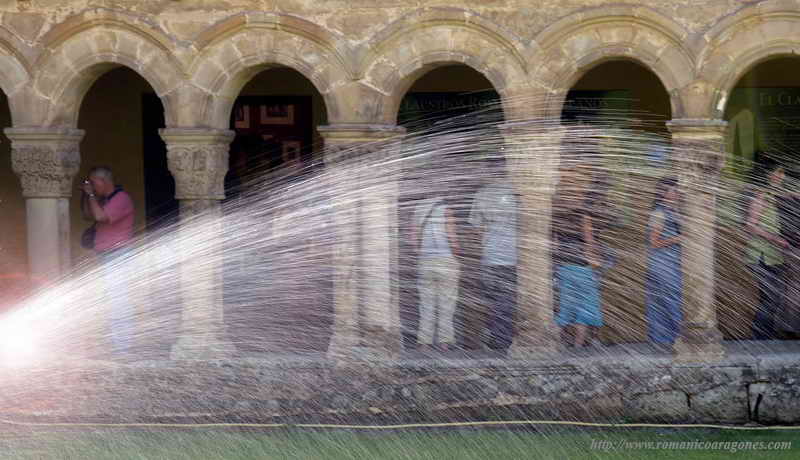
top-left (2, 344), bottom-right (799, 426)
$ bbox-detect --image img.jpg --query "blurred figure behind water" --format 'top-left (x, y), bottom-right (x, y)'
top-left (745, 156), bottom-right (789, 340)
top-left (469, 155), bottom-right (519, 351)
top-left (644, 177), bottom-right (683, 348)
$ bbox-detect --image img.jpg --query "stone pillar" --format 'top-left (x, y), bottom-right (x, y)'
top-left (502, 122), bottom-right (562, 359)
top-left (159, 128), bottom-right (236, 360)
top-left (318, 124), bottom-right (406, 361)
top-left (666, 119), bottom-right (727, 363)
top-left (5, 127), bottom-right (84, 283)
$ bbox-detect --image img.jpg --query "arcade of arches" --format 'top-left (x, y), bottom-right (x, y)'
top-left (2, 1), bottom-right (800, 362)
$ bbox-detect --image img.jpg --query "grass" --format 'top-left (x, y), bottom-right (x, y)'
top-left (1, 426), bottom-right (799, 459)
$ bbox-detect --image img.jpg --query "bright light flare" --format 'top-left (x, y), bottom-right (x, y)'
top-left (0, 318), bottom-right (40, 368)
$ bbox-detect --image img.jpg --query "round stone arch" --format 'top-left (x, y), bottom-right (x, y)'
top-left (698, 1), bottom-right (800, 118)
top-left (539, 53), bottom-right (684, 120)
top-left (531, 5), bottom-right (694, 119)
top-left (190, 51), bottom-right (342, 130)
top-left (0, 28), bottom-right (33, 126)
top-left (380, 52), bottom-right (529, 125)
top-left (360, 8), bottom-right (530, 123)
top-left (32, 24), bottom-right (183, 127)
top-left (189, 13), bottom-right (354, 129)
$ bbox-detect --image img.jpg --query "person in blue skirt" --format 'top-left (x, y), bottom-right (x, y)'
top-left (645, 177), bottom-right (683, 347)
top-left (553, 170), bottom-right (602, 348)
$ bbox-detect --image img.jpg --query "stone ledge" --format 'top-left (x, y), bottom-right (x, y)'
top-left (2, 342), bottom-right (799, 426)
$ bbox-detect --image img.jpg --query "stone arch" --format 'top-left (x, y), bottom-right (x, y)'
top-left (0, 25), bottom-right (33, 125)
top-left (189, 12), bottom-right (354, 128)
top-left (360, 7), bottom-right (530, 123)
top-left (698, 0), bottom-right (800, 118)
top-left (33, 12), bottom-right (184, 127)
top-left (532, 5), bottom-right (694, 119)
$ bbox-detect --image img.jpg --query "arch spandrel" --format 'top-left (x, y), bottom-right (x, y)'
top-left (531, 6), bottom-right (694, 119)
top-left (697, 0), bottom-right (800, 118)
top-left (189, 14), bottom-right (354, 128)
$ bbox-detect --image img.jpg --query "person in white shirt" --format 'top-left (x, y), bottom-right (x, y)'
top-left (469, 160), bottom-right (519, 351)
top-left (412, 196), bottom-right (461, 352)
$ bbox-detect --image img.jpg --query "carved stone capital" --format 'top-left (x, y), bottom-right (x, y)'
top-left (5, 127), bottom-right (84, 198)
top-left (667, 119), bottom-right (728, 182)
top-left (666, 118), bottom-right (728, 139)
top-left (318, 124), bottom-right (406, 164)
top-left (159, 128), bottom-right (235, 200)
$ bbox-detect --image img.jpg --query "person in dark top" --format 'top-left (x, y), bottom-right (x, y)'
top-left (778, 173), bottom-right (800, 338)
top-left (582, 173), bottom-right (617, 346)
top-left (552, 175), bottom-right (602, 348)
top-left (746, 158), bottom-right (788, 340)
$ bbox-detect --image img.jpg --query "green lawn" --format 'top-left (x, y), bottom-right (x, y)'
top-left (1, 427), bottom-right (799, 459)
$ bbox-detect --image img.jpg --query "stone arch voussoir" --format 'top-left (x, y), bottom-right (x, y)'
top-left (363, 16), bottom-right (529, 124)
top-left (0, 52), bottom-right (32, 127)
top-left (698, 1), bottom-right (800, 118)
top-left (532, 5), bottom-right (694, 119)
top-left (0, 24), bottom-right (34, 125)
top-left (34, 24), bottom-right (183, 127)
top-left (190, 18), bottom-right (353, 128)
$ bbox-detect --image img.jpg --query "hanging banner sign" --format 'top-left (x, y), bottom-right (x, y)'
top-left (398, 91), bottom-right (501, 128)
top-left (726, 87), bottom-right (800, 176)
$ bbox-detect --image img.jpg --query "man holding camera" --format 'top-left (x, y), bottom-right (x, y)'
top-left (80, 166), bottom-right (135, 359)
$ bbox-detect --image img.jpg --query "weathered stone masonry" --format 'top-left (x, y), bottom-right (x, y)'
top-left (4, 1), bottom-right (800, 362)
top-left (4, 343), bottom-right (800, 424)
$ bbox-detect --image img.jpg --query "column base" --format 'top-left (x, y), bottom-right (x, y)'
top-left (672, 324), bottom-right (726, 363)
top-left (507, 343), bottom-right (563, 360)
top-left (170, 335), bottom-right (236, 360)
top-left (327, 325), bottom-right (359, 360)
top-left (507, 322), bottom-right (562, 359)
top-left (327, 325), bottom-right (401, 363)
top-left (327, 345), bottom-right (400, 364)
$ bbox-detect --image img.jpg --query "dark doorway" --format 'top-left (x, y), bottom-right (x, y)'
top-left (142, 94), bottom-right (176, 229)
top-left (229, 95), bottom-right (313, 174)
top-left (397, 65), bottom-right (504, 351)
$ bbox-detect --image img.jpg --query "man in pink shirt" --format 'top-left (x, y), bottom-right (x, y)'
top-left (80, 166), bottom-right (136, 359)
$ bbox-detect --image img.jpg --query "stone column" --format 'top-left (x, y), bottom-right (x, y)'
top-left (318, 124), bottom-right (406, 361)
top-left (159, 128), bottom-right (236, 360)
top-left (5, 127), bottom-right (84, 283)
top-left (502, 122), bottom-right (562, 359)
top-left (666, 119), bottom-right (727, 363)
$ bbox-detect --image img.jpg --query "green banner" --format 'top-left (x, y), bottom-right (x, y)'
top-left (398, 91), bottom-right (501, 129)
top-left (561, 90), bottom-right (633, 125)
top-left (726, 87), bottom-right (800, 177)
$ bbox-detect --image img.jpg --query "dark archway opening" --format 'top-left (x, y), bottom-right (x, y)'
top-left (559, 60), bottom-right (672, 345)
top-left (0, 90), bottom-right (26, 310)
top-left (721, 56), bottom-right (800, 340)
top-left (397, 64), bottom-right (507, 351)
top-left (224, 67), bottom-right (332, 354)
top-left (75, 66), bottom-right (172, 356)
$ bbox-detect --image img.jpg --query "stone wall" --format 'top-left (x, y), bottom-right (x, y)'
top-left (0, 0), bottom-right (797, 127)
top-left (2, 347), bottom-right (800, 425)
